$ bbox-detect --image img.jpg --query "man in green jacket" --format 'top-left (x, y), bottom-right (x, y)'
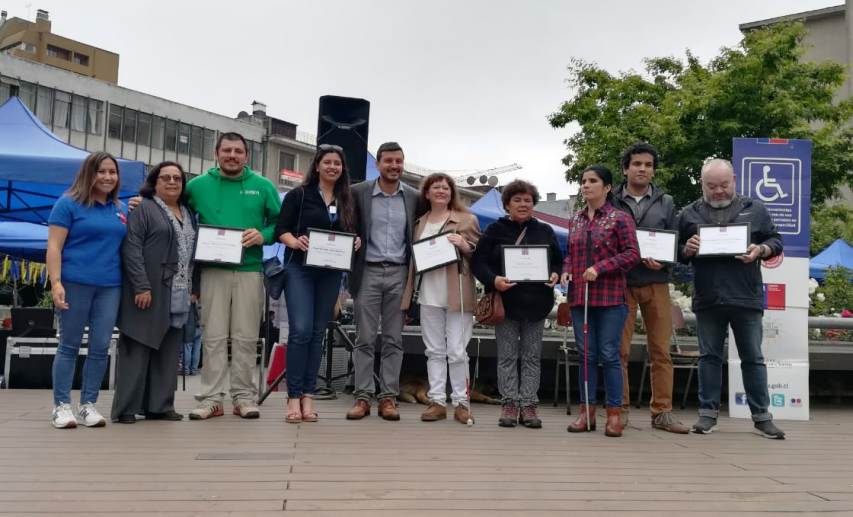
top-left (188, 132), bottom-right (280, 420)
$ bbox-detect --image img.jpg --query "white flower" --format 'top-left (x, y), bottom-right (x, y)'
top-left (808, 278), bottom-right (819, 295)
top-left (816, 293), bottom-right (826, 302)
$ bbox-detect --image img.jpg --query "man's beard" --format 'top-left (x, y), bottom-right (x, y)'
top-left (704, 193), bottom-right (734, 208)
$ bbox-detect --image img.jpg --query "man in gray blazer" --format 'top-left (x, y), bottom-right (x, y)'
top-left (346, 142), bottom-right (419, 421)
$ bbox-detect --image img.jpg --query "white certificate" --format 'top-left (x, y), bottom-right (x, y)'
top-left (304, 228), bottom-right (356, 271)
top-left (636, 228), bottom-right (678, 263)
top-left (193, 225), bottom-right (244, 265)
top-left (697, 223), bottom-right (750, 256)
top-left (503, 245), bottom-right (550, 283)
top-left (412, 231), bottom-right (460, 274)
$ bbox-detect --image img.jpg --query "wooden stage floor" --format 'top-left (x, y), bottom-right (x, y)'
top-left (0, 389), bottom-right (851, 516)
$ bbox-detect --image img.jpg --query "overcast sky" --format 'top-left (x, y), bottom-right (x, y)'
top-left (4, 0), bottom-right (840, 195)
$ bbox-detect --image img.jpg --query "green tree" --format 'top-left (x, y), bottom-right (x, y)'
top-left (810, 203), bottom-right (853, 256)
top-left (549, 22), bottom-right (853, 208)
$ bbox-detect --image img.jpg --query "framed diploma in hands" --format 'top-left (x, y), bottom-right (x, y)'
top-left (636, 228), bottom-right (678, 263)
top-left (193, 225), bottom-right (244, 265)
top-left (304, 228), bottom-right (356, 271)
top-left (697, 223), bottom-right (750, 256)
top-left (502, 245), bottom-right (550, 283)
top-left (412, 231), bottom-right (460, 274)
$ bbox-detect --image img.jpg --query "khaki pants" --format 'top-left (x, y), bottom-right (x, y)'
top-left (196, 268), bottom-right (264, 405)
top-left (620, 283), bottom-right (673, 416)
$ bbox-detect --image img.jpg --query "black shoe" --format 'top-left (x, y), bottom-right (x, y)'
top-left (691, 416), bottom-right (718, 434)
top-left (145, 410), bottom-right (184, 421)
top-left (754, 420), bottom-right (785, 440)
top-left (116, 414), bottom-right (136, 424)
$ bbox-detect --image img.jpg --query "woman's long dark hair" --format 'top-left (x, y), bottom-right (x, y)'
top-left (581, 164), bottom-right (616, 206)
top-left (139, 161), bottom-right (189, 205)
top-left (302, 148), bottom-right (355, 232)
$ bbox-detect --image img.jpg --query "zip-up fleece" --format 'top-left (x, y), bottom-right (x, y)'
top-left (185, 166), bottom-right (280, 272)
top-left (611, 183), bottom-right (676, 286)
top-left (677, 195), bottom-right (782, 312)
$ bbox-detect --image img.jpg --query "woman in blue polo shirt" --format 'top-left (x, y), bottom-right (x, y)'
top-left (46, 152), bottom-right (127, 429)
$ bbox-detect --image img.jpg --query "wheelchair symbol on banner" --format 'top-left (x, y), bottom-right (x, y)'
top-left (755, 165), bottom-right (788, 203)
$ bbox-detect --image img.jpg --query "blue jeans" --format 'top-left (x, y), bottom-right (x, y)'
top-left (695, 306), bottom-right (771, 422)
top-left (183, 329), bottom-right (201, 374)
top-left (282, 263), bottom-right (341, 398)
top-left (570, 304), bottom-right (628, 408)
top-left (52, 281), bottom-right (120, 405)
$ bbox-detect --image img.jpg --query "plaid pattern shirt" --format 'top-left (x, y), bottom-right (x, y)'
top-left (562, 203), bottom-right (640, 307)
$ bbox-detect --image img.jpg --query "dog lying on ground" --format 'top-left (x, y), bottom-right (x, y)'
top-left (398, 375), bottom-right (501, 405)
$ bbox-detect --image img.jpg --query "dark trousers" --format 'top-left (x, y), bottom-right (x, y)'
top-left (111, 328), bottom-right (181, 419)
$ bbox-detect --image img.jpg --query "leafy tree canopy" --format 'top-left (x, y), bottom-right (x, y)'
top-left (549, 22), bottom-right (853, 208)
top-left (810, 203), bottom-right (853, 256)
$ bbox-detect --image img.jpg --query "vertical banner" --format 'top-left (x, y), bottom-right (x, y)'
top-left (731, 138), bottom-right (811, 420)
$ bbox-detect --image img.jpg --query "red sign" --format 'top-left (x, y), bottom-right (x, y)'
top-left (764, 283), bottom-right (786, 310)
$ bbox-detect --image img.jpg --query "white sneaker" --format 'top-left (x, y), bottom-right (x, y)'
top-left (77, 403), bottom-right (106, 427)
top-left (51, 403), bottom-right (77, 429)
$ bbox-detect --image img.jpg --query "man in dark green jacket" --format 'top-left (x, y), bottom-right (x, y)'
top-left (188, 132), bottom-right (280, 420)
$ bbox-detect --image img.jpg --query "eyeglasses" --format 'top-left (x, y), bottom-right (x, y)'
top-left (318, 144), bottom-right (343, 152)
top-left (158, 175), bottom-right (183, 183)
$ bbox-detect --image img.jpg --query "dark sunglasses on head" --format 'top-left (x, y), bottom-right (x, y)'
top-left (318, 144), bottom-right (344, 152)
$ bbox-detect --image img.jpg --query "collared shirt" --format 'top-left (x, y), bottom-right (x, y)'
top-left (365, 180), bottom-right (407, 263)
top-left (619, 183), bottom-right (654, 222)
top-left (562, 203), bottom-right (640, 307)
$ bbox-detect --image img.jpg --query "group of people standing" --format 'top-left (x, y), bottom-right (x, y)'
top-left (45, 135), bottom-right (785, 440)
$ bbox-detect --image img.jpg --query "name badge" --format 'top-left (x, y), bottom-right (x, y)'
top-left (329, 205), bottom-right (337, 215)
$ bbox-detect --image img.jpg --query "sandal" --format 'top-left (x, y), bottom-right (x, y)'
top-left (285, 398), bottom-right (302, 424)
top-left (301, 395), bottom-right (319, 422)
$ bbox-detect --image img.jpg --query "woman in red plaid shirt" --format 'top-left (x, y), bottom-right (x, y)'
top-left (560, 165), bottom-right (640, 437)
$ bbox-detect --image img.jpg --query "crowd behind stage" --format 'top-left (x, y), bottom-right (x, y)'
top-left (45, 137), bottom-right (785, 440)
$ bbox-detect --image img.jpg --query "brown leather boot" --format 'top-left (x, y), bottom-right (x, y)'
top-left (420, 402), bottom-right (447, 421)
top-left (345, 399), bottom-right (370, 420)
top-left (605, 407), bottom-right (623, 437)
top-left (378, 398), bottom-right (401, 421)
top-left (454, 405), bottom-right (473, 424)
top-left (567, 404), bottom-right (596, 432)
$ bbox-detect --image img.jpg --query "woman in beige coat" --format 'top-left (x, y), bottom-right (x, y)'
top-left (402, 173), bottom-right (480, 424)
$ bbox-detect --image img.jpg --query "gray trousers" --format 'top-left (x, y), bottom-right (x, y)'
top-left (495, 317), bottom-right (544, 406)
top-left (352, 264), bottom-right (408, 401)
top-left (111, 327), bottom-right (181, 419)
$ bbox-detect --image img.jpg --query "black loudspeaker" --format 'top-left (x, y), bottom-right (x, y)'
top-left (317, 95), bottom-right (370, 183)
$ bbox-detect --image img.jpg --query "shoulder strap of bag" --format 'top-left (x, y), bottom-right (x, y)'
top-left (515, 227), bottom-right (528, 245)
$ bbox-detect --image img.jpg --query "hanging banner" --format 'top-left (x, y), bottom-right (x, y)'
top-left (730, 138), bottom-right (811, 421)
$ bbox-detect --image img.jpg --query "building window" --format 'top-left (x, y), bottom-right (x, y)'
top-left (20, 42), bottom-right (36, 53)
top-left (122, 107), bottom-right (137, 143)
top-left (46, 44), bottom-right (71, 61)
top-left (164, 119), bottom-right (177, 152)
top-left (17, 81), bottom-right (36, 112)
top-left (87, 99), bottom-right (103, 135)
top-left (73, 53), bottom-right (89, 66)
top-left (0, 82), bottom-right (10, 104)
top-left (53, 90), bottom-right (70, 128)
top-left (108, 104), bottom-right (122, 139)
top-left (35, 86), bottom-right (53, 126)
top-left (190, 126), bottom-right (203, 158)
top-left (151, 116), bottom-right (164, 149)
top-left (177, 123), bottom-right (190, 155)
top-left (137, 113), bottom-right (151, 147)
top-left (279, 151), bottom-right (296, 172)
top-left (71, 95), bottom-right (86, 132)
top-left (203, 129), bottom-right (215, 158)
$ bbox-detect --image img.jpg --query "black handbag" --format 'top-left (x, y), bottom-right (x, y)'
top-left (264, 188), bottom-right (304, 300)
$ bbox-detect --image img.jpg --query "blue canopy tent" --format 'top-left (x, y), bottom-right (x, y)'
top-left (810, 239), bottom-right (853, 281)
top-left (0, 222), bottom-right (48, 262)
top-left (469, 188), bottom-right (569, 250)
top-left (0, 96), bottom-right (146, 224)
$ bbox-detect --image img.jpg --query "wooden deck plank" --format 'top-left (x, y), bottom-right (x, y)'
top-left (0, 389), bottom-right (850, 516)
